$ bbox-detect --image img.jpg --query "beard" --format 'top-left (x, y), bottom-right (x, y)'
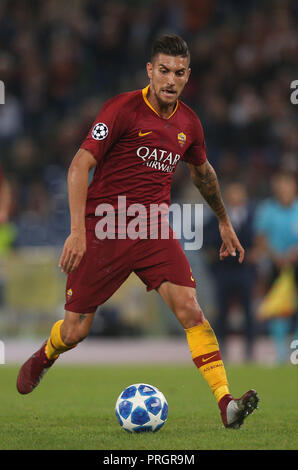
top-left (153, 84), bottom-right (178, 109)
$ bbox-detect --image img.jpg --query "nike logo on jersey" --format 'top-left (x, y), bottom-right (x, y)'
top-left (139, 131), bottom-right (152, 137)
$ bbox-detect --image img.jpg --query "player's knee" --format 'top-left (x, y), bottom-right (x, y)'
top-left (175, 296), bottom-right (205, 329)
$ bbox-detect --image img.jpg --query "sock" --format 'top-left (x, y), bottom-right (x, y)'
top-left (185, 320), bottom-right (230, 403)
top-left (45, 320), bottom-right (77, 360)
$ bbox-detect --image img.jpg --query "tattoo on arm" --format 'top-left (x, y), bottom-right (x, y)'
top-left (79, 314), bottom-right (87, 323)
top-left (191, 161), bottom-right (228, 221)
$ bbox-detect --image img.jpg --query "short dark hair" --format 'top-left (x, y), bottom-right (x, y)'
top-left (151, 34), bottom-right (190, 62)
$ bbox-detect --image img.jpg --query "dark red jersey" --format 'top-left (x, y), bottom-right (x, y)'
top-left (81, 85), bottom-right (207, 218)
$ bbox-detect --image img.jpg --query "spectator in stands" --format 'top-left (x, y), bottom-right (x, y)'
top-left (204, 182), bottom-right (257, 360)
top-left (0, 0), bottom-right (297, 249)
top-left (254, 171), bottom-right (298, 363)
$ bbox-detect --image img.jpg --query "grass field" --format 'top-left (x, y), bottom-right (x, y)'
top-left (1, 363), bottom-right (297, 450)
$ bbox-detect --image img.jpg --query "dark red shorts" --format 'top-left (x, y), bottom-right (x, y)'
top-left (64, 223), bottom-right (196, 313)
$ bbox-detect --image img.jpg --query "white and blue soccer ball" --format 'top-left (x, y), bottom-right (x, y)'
top-left (115, 383), bottom-right (168, 433)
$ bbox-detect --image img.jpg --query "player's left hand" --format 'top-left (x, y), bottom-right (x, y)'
top-left (218, 220), bottom-right (245, 263)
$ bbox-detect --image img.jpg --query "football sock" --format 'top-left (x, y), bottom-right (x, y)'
top-left (185, 320), bottom-right (230, 403)
top-left (45, 320), bottom-right (77, 360)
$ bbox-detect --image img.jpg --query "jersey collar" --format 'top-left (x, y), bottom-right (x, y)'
top-left (142, 85), bottom-right (178, 119)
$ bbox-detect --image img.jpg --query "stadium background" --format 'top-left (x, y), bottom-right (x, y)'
top-left (0, 0), bottom-right (297, 364)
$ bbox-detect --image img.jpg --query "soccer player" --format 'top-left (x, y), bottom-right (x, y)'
top-left (17, 35), bottom-right (259, 428)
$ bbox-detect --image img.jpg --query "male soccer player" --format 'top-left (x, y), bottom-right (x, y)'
top-left (17, 35), bottom-right (259, 428)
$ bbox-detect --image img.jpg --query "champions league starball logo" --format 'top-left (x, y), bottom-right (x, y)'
top-left (92, 122), bottom-right (109, 140)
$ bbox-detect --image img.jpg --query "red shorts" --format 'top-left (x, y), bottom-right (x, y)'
top-left (64, 223), bottom-right (196, 313)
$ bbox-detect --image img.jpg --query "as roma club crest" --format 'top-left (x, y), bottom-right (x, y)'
top-left (177, 132), bottom-right (186, 147)
top-left (66, 288), bottom-right (73, 299)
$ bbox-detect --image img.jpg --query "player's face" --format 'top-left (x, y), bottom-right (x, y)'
top-left (272, 175), bottom-right (297, 206)
top-left (147, 54), bottom-right (190, 108)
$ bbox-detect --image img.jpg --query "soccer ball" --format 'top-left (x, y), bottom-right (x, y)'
top-left (115, 383), bottom-right (168, 433)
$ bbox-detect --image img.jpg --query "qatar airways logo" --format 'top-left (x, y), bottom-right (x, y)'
top-left (95, 196), bottom-right (203, 250)
top-left (136, 146), bottom-right (181, 173)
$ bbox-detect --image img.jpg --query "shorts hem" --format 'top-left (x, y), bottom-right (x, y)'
top-left (146, 277), bottom-right (197, 292)
top-left (64, 304), bottom-right (98, 314)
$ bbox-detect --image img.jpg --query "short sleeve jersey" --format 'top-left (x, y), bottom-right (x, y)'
top-left (81, 85), bottom-right (207, 217)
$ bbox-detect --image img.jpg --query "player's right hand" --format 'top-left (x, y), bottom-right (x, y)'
top-left (58, 230), bottom-right (86, 274)
top-left (218, 220), bottom-right (245, 263)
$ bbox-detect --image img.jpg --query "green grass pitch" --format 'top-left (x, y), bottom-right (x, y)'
top-left (1, 363), bottom-right (297, 450)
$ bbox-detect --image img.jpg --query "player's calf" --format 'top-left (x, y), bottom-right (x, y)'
top-left (158, 283), bottom-right (205, 329)
top-left (59, 311), bottom-right (95, 349)
top-left (175, 297), bottom-right (205, 329)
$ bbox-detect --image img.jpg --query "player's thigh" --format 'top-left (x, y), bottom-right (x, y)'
top-left (65, 232), bottom-right (134, 313)
top-left (61, 310), bottom-right (96, 344)
top-left (157, 282), bottom-right (205, 328)
top-left (134, 235), bottom-right (196, 292)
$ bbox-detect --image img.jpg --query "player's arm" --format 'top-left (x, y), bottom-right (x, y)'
top-left (59, 148), bottom-right (97, 274)
top-left (188, 160), bottom-right (245, 263)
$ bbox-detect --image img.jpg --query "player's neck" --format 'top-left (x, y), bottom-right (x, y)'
top-left (147, 86), bottom-right (176, 119)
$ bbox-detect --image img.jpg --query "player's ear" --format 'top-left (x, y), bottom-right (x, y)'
top-left (146, 62), bottom-right (153, 80)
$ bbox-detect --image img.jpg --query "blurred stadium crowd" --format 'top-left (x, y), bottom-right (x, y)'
top-left (0, 0), bottom-right (297, 358)
top-left (0, 0), bottom-right (297, 246)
